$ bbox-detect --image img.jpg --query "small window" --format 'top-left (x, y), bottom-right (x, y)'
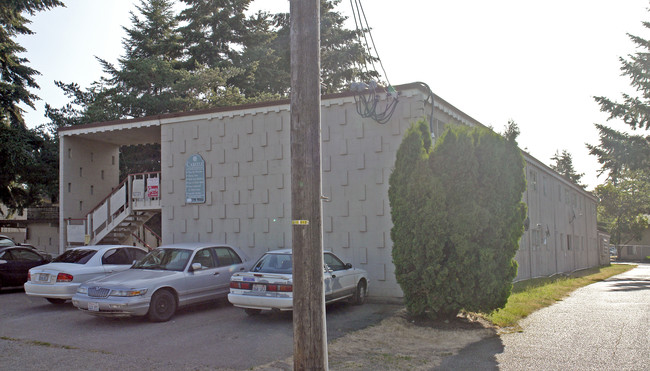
top-left (90, 185), bottom-right (94, 195)
top-left (79, 201), bottom-right (83, 211)
top-left (12, 248), bottom-right (43, 262)
top-left (79, 167), bottom-right (83, 177)
top-left (528, 170), bottom-right (537, 191)
top-left (191, 248), bottom-right (216, 269)
top-left (68, 148), bottom-right (71, 158)
top-left (68, 183), bottom-right (71, 193)
top-left (102, 248), bottom-right (131, 265)
top-left (90, 152), bottom-right (94, 162)
top-left (112, 156), bottom-right (115, 165)
top-left (101, 170), bottom-right (105, 180)
top-left (214, 247), bottom-right (242, 267)
top-left (128, 248), bottom-right (147, 262)
top-left (54, 249), bottom-right (97, 264)
top-left (567, 235), bottom-right (572, 250)
top-left (324, 253), bottom-right (346, 271)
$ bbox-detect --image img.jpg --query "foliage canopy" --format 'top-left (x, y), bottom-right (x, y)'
top-left (389, 121), bottom-right (527, 319)
top-left (589, 9), bottom-right (650, 243)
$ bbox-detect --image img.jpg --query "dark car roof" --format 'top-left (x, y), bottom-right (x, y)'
top-left (0, 246), bottom-right (48, 256)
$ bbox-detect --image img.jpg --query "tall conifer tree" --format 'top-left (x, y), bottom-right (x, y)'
top-left (0, 0), bottom-right (62, 214)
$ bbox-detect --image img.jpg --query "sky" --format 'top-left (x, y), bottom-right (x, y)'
top-left (16, 0), bottom-right (650, 191)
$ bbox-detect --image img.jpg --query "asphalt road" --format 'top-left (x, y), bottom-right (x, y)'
top-left (438, 263), bottom-right (650, 370)
top-left (0, 290), bottom-right (400, 370)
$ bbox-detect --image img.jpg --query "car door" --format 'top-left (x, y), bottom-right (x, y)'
top-left (324, 253), bottom-right (356, 299)
top-left (9, 248), bottom-right (47, 286)
top-left (101, 248), bottom-right (134, 276)
top-left (0, 249), bottom-right (18, 286)
top-left (212, 246), bottom-right (247, 295)
top-left (181, 247), bottom-right (221, 304)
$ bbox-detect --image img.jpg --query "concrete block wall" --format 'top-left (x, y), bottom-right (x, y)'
top-left (59, 83), bottom-right (601, 297)
top-left (514, 161), bottom-right (599, 281)
top-left (160, 93), bottom-right (426, 298)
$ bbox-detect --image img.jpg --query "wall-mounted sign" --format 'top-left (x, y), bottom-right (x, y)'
top-left (185, 154), bottom-right (206, 204)
top-left (147, 177), bottom-right (159, 198)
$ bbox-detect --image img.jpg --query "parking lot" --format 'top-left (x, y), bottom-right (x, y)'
top-left (0, 288), bottom-right (401, 370)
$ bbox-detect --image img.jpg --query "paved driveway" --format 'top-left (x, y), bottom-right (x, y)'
top-left (438, 263), bottom-right (650, 370)
top-left (0, 290), bottom-right (400, 370)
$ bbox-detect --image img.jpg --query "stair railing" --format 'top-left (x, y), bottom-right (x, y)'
top-left (65, 171), bottom-right (161, 247)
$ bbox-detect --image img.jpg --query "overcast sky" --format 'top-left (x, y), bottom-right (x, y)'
top-left (17, 0), bottom-right (650, 190)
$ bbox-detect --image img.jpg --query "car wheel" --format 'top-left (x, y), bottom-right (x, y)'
top-left (46, 298), bottom-right (67, 305)
top-left (351, 280), bottom-right (366, 305)
top-left (244, 308), bottom-right (261, 316)
top-left (148, 290), bottom-right (177, 322)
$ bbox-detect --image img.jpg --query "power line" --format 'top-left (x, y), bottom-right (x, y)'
top-left (349, 0), bottom-right (398, 125)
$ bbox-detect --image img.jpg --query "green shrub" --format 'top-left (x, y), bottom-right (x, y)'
top-left (389, 121), bottom-right (526, 319)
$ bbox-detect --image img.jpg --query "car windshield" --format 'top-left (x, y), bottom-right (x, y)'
top-left (132, 248), bottom-right (192, 271)
top-left (53, 249), bottom-right (97, 264)
top-left (252, 253), bottom-right (292, 274)
top-left (0, 237), bottom-right (16, 248)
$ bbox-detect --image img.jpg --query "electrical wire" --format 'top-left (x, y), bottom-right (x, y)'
top-left (349, 0), bottom-right (398, 125)
top-left (354, 0), bottom-right (391, 87)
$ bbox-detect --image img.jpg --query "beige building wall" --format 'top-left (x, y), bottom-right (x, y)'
top-left (515, 159), bottom-right (599, 281)
top-left (59, 83), bottom-right (600, 298)
top-left (26, 223), bottom-right (59, 255)
top-left (59, 136), bottom-right (121, 252)
top-left (159, 92), bottom-right (427, 298)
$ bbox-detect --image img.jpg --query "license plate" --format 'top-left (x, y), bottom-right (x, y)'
top-left (88, 302), bottom-right (100, 311)
top-left (38, 274), bottom-right (49, 282)
top-left (253, 284), bottom-right (266, 292)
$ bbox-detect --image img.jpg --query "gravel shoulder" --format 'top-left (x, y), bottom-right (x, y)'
top-left (256, 310), bottom-right (497, 371)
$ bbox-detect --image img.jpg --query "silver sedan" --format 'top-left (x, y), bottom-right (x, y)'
top-left (25, 245), bottom-right (147, 304)
top-left (228, 249), bottom-right (368, 315)
top-left (72, 243), bottom-right (251, 322)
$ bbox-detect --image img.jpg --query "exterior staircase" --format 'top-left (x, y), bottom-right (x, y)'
top-left (65, 172), bottom-right (161, 248)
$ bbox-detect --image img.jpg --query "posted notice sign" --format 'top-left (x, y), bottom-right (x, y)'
top-left (185, 154), bottom-right (206, 204)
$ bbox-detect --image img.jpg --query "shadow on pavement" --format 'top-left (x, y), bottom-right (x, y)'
top-left (434, 335), bottom-right (504, 371)
top-left (604, 277), bottom-right (650, 292)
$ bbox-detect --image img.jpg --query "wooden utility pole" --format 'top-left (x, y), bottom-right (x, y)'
top-left (290, 0), bottom-right (327, 370)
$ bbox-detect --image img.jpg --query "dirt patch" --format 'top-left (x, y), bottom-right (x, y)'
top-left (255, 309), bottom-right (497, 370)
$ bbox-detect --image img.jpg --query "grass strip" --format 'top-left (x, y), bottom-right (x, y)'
top-left (483, 264), bottom-right (635, 328)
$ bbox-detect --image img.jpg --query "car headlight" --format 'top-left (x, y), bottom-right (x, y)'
top-left (109, 289), bottom-right (148, 297)
top-left (77, 286), bottom-right (88, 294)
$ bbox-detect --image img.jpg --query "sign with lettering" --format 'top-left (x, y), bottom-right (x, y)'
top-left (147, 177), bottom-right (159, 198)
top-left (185, 154), bottom-right (206, 204)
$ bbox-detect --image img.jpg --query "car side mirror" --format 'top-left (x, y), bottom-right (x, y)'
top-left (345, 263), bottom-right (352, 269)
top-left (191, 262), bottom-right (202, 272)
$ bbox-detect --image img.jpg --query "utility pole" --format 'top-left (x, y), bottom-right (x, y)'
top-left (290, 0), bottom-right (327, 370)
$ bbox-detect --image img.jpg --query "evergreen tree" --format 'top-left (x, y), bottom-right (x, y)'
top-left (0, 0), bottom-right (63, 129)
top-left (550, 149), bottom-right (585, 188)
top-left (389, 122), bottom-right (526, 319)
top-left (590, 8), bottom-right (650, 180)
top-left (230, 10), bottom-right (287, 98)
top-left (589, 9), bottom-right (650, 243)
top-left (0, 0), bottom-right (62, 215)
top-left (595, 170), bottom-right (650, 245)
top-left (50, 0), bottom-right (249, 177)
top-left (587, 124), bottom-right (650, 183)
top-left (501, 119), bottom-right (520, 143)
top-left (265, 0), bottom-right (381, 94)
top-left (178, 0), bottom-right (251, 70)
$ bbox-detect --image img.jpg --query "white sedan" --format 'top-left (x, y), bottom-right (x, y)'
top-left (25, 245), bottom-right (147, 304)
top-left (228, 249), bottom-right (368, 315)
